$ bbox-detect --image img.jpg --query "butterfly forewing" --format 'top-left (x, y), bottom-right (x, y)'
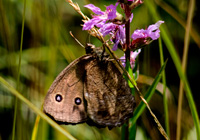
top-left (43, 55), bottom-right (93, 124)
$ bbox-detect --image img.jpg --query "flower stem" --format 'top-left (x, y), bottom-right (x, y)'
top-left (125, 19), bottom-right (130, 60)
top-left (124, 3), bottom-right (131, 60)
top-left (121, 3), bottom-right (132, 140)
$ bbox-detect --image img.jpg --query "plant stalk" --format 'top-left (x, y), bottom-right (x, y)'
top-left (12, 0), bottom-right (26, 140)
top-left (176, 0), bottom-right (195, 139)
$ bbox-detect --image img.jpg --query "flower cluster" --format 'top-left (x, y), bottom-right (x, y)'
top-left (82, 4), bottom-right (117, 30)
top-left (82, 1), bottom-right (164, 68)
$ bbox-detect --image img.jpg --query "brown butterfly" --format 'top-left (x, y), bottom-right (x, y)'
top-left (43, 44), bottom-right (136, 129)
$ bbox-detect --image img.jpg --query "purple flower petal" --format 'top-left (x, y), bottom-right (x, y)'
top-left (148, 29), bottom-right (160, 40)
top-left (82, 3), bottom-right (118, 31)
top-left (82, 18), bottom-right (102, 30)
top-left (118, 25), bottom-right (125, 41)
top-left (95, 20), bottom-right (106, 28)
top-left (106, 4), bottom-right (117, 20)
top-left (131, 20), bottom-right (164, 40)
top-left (130, 13), bottom-right (134, 22)
top-left (147, 20), bottom-right (164, 31)
top-left (99, 23), bottom-right (116, 36)
top-left (131, 29), bottom-right (147, 40)
top-left (130, 49), bottom-right (141, 61)
top-left (112, 40), bottom-right (119, 51)
top-left (110, 25), bottom-right (125, 50)
top-left (120, 49), bottom-right (141, 69)
top-left (84, 4), bottom-right (104, 15)
top-left (147, 20), bottom-right (164, 40)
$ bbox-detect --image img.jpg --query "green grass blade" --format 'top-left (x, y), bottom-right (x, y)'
top-left (159, 38), bottom-right (170, 137)
top-left (130, 60), bottom-right (167, 126)
top-left (145, 0), bottom-right (200, 139)
top-left (126, 60), bottom-right (136, 140)
top-left (0, 76), bottom-right (77, 140)
top-left (12, 0), bottom-right (26, 139)
top-left (129, 123), bottom-right (136, 140)
top-left (31, 112), bottom-right (41, 140)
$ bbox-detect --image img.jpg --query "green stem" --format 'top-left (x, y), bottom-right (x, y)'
top-left (12, 0), bottom-right (26, 140)
top-left (159, 38), bottom-right (170, 137)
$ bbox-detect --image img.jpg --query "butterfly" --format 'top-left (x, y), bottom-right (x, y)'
top-left (43, 44), bottom-right (136, 129)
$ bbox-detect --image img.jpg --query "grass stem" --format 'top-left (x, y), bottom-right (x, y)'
top-left (159, 38), bottom-right (170, 137)
top-left (176, 0), bottom-right (196, 139)
top-left (12, 0), bottom-right (26, 140)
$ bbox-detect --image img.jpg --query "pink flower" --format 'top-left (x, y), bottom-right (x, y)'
top-left (131, 21), bottom-right (164, 40)
top-left (82, 4), bottom-right (117, 30)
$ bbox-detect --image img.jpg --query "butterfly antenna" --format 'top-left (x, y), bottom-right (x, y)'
top-left (69, 31), bottom-right (85, 48)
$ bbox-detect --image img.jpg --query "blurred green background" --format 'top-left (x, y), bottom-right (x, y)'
top-left (0, 0), bottom-right (199, 139)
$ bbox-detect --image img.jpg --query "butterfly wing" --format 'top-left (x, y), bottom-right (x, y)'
top-left (84, 58), bottom-right (136, 128)
top-left (43, 55), bottom-right (93, 124)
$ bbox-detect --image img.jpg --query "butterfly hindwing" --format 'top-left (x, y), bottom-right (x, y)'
top-left (84, 56), bottom-right (135, 128)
